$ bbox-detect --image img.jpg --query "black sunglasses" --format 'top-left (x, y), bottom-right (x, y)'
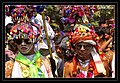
top-left (75, 43), bottom-right (93, 50)
top-left (15, 39), bottom-right (32, 45)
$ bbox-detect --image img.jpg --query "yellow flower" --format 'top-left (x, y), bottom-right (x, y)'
top-left (89, 68), bottom-right (93, 71)
top-left (19, 62), bottom-right (30, 78)
top-left (103, 57), bottom-right (107, 61)
top-left (81, 30), bottom-right (86, 32)
top-left (35, 58), bottom-right (42, 68)
top-left (13, 30), bottom-right (17, 33)
top-left (96, 37), bottom-right (99, 40)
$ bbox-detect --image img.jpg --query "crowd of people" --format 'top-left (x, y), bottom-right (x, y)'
top-left (5, 5), bottom-right (115, 78)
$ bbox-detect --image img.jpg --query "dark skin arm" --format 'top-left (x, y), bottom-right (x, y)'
top-left (63, 61), bottom-right (73, 78)
top-left (100, 37), bottom-right (113, 51)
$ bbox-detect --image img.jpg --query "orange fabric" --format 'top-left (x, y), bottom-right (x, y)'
top-left (5, 60), bottom-right (14, 78)
top-left (89, 60), bottom-right (99, 76)
top-left (71, 33), bottom-right (93, 44)
top-left (72, 57), bottom-right (77, 73)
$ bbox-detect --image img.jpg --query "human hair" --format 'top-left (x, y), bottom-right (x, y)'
top-left (98, 21), bottom-right (106, 26)
top-left (95, 26), bottom-right (105, 36)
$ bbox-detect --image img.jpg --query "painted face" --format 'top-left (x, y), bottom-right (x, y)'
top-left (75, 42), bottom-right (93, 60)
top-left (15, 38), bottom-right (34, 55)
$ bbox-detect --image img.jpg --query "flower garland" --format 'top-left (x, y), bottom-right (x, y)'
top-left (95, 44), bottom-right (108, 62)
top-left (76, 70), bottom-right (93, 78)
top-left (72, 56), bottom-right (99, 78)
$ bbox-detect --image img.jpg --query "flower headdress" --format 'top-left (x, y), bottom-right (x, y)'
top-left (9, 22), bottom-right (42, 44)
top-left (70, 25), bottom-right (107, 76)
top-left (71, 24), bottom-right (99, 45)
top-left (11, 5), bottom-right (29, 23)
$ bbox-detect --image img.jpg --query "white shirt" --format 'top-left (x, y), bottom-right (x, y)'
top-left (31, 13), bottom-right (43, 26)
top-left (11, 54), bottom-right (53, 78)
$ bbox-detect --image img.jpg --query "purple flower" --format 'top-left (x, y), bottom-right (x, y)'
top-left (65, 9), bottom-right (71, 15)
top-left (61, 17), bottom-right (68, 24)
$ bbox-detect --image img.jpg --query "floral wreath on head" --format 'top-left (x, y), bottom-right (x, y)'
top-left (8, 5), bottom-right (43, 44)
top-left (11, 5), bottom-right (28, 23)
top-left (9, 22), bottom-right (42, 44)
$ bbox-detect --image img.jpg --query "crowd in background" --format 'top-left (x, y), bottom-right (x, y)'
top-left (5, 5), bottom-right (115, 78)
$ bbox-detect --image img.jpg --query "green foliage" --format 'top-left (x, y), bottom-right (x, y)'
top-left (91, 21), bottom-right (99, 27)
top-left (45, 5), bottom-right (62, 28)
top-left (94, 5), bottom-right (115, 21)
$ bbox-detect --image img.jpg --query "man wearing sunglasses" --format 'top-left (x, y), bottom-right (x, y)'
top-left (63, 26), bottom-right (114, 78)
top-left (5, 22), bottom-right (53, 78)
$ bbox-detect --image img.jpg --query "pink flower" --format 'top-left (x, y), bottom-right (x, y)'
top-left (78, 11), bottom-right (84, 17)
top-left (76, 72), bottom-right (85, 78)
top-left (87, 72), bottom-right (93, 78)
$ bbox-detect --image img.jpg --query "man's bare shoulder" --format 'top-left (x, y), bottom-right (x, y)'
top-left (64, 60), bottom-right (73, 67)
